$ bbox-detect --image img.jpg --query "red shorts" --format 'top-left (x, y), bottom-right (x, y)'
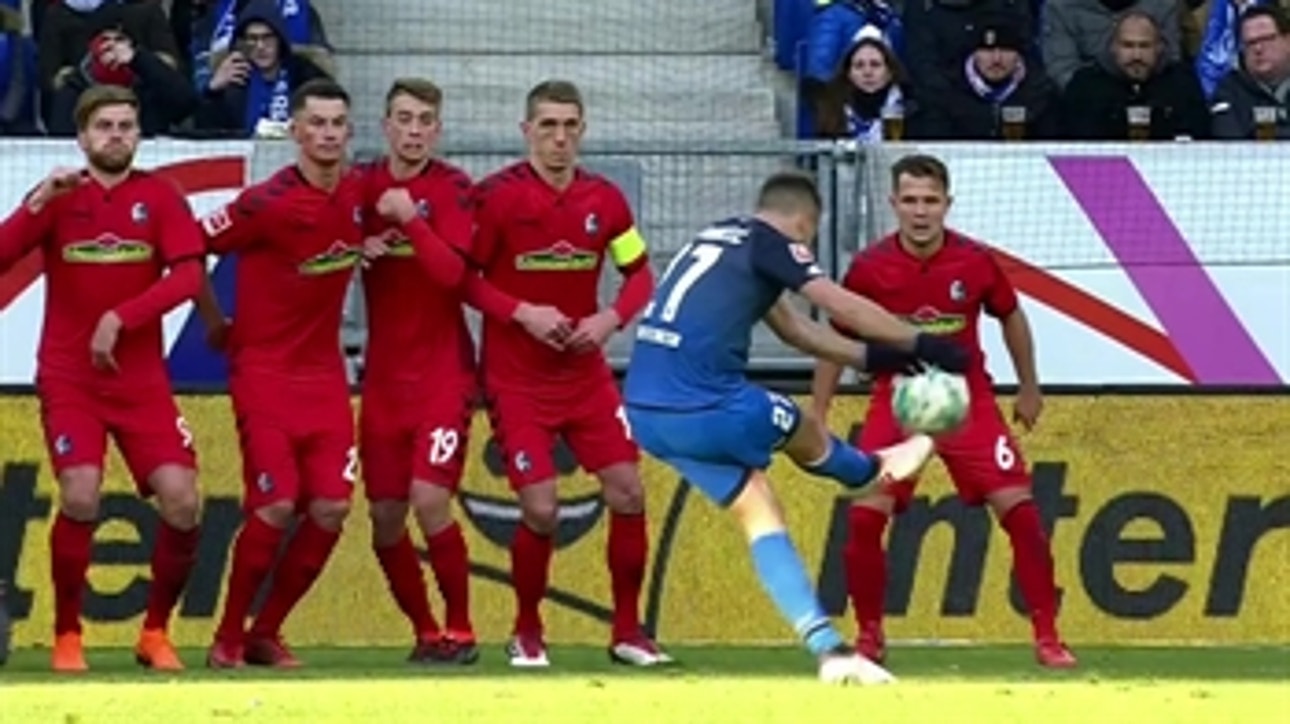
top-left (230, 374), bottom-right (356, 512)
top-left (484, 378), bottom-right (637, 490)
top-left (856, 391), bottom-right (1030, 512)
top-left (359, 376), bottom-right (475, 500)
top-left (37, 377), bottom-right (196, 494)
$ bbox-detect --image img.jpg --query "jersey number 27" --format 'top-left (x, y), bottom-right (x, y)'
top-left (644, 243), bottom-right (723, 323)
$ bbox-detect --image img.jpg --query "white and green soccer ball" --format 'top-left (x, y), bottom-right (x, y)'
top-left (892, 368), bottom-right (970, 434)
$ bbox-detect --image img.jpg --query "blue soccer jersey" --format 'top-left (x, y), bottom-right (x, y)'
top-left (622, 217), bottom-right (824, 410)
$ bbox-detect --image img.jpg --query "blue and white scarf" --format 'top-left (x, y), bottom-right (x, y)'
top-left (844, 85), bottom-right (904, 144)
top-left (244, 65), bottom-right (291, 134)
top-left (964, 55), bottom-right (1025, 105)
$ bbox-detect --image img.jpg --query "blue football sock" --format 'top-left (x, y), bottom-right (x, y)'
top-left (749, 531), bottom-right (844, 656)
top-left (801, 435), bottom-right (878, 490)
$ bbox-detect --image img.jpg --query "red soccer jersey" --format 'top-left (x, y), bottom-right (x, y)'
top-left (0, 171), bottom-right (204, 387)
top-left (358, 158), bottom-right (475, 384)
top-left (835, 231), bottom-right (1019, 395)
top-left (469, 162), bottom-right (646, 390)
top-left (200, 165), bottom-right (365, 381)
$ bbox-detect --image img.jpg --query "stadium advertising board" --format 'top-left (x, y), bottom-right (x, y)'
top-left (0, 395), bottom-right (1285, 647)
top-left (0, 141), bottom-right (1286, 387)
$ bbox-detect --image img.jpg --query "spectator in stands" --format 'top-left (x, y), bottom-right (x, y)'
top-left (1042, 0), bottom-right (1182, 88)
top-left (0, 0), bottom-right (39, 135)
top-left (903, 0), bottom-right (1038, 97)
top-left (189, 0), bottom-right (331, 91)
top-left (802, 0), bottom-right (903, 92)
top-left (44, 7), bottom-right (196, 136)
top-left (1197, 0), bottom-right (1270, 99)
top-left (1211, 5), bottom-right (1290, 137)
top-left (813, 26), bottom-right (911, 141)
top-left (910, 18), bottom-right (1060, 138)
top-left (1060, 11), bottom-right (1210, 137)
top-left (193, 0), bottom-right (329, 137)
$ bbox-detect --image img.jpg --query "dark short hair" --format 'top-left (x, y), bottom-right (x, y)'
top-left (890, 154), bottom-right (950, 192)
top-left (1240, 5), bottom-right (1290, 38)
top-left (525, 79), bottom-right (583, 120)
top-left (756, 171), bottom-right (822, 215)
top-left (385, 77), bottom-right (443, 116)
top-left (289, 78), bottom-right (351, 115)
top-left (74, 85), bottom-right (139, 131)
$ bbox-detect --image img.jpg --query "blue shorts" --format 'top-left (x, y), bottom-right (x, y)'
top-left (626, 385), bottom-right (800, 506)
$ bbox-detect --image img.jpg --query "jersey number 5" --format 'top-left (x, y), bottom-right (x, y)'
top-left (645, 244), bottom-right (723, 323)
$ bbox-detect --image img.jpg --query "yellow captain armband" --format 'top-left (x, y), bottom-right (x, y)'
top-left (608, 226), bottom-right (647, 267)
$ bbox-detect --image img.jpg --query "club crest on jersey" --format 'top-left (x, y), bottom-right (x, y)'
top-left (54, 434), bottom-right (72, 456)
top-left (352, 206), bottom-right (363, 227)
top-left (515, 241), bottom-right (598, 271)
top-left (949, 279), bottom-right (966, 302)
top-left (902, 305), bottom-right (967, 335)
top-left (298, 241), bottom-right (362, 275)
top-left (416, 199), bottom-right (430, 219)
top-left (62, 233), bottom-right (154, 264)
top-left (256, 473), bottom-right (273, 493)
top-left (131, 202), bottom-right (148, 223)
top-left (584, 213), bottom-right (599, 237)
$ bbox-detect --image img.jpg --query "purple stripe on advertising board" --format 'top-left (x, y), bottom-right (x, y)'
top-left (1048, 156), bottom-right (1280, 385)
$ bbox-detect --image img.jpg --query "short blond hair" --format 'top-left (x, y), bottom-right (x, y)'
top-left (385, 78), bottom-right (443, 116)
top-left (74, 85), bottom-right (139, 131)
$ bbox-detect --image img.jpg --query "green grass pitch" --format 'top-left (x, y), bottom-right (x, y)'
top-left (2, 645), bottom-right (1286, 723)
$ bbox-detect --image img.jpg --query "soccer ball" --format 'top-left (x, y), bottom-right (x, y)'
top-left (891, 368), bottom-right (970, 434)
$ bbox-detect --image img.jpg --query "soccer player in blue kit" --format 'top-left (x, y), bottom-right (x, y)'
top-left (623, 171), bottom-right (968, 684)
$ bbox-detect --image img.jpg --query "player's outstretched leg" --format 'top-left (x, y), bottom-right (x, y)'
top-left (730, 471), bottom-right (894, 686)
top-left (49, 467), bottom-right (100, 673)
top-left (781, 412), bottom-right (934, 494)
top-left (411, 481), bottom-right (478, 665)
top-left (990, 492), bottom-right (1077, 669)
top-left (596, 463), bottom-right (672, 667)
top-left (369, 496), bottom-right (444, 663)
top-left (136, 465), bottom-right (202, 672)
top-left (245, 499), bottom-right (349, 668)
top-left (209, 505), bottom-right (292, 669)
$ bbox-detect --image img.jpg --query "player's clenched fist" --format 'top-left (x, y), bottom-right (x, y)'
top-left (567, 309), bottom-right (621, 353)
top-left (27, 167), bottom-right (85, 212)
top-left (913, 333), bottom-right (969, 373)
top-left (376, 187), bottom-right (418, 224)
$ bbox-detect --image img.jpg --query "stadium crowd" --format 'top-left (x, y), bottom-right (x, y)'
top-left (0, 0), bottom-right (332, 138)
top-left (799, 0), bottom-right (1290, 141)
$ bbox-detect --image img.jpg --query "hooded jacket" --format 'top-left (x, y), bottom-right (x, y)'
top-left (194, 0), bottom-right (329, 136)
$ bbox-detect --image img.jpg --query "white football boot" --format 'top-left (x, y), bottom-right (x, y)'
top-left (818, 645), bottom-right (897, 685)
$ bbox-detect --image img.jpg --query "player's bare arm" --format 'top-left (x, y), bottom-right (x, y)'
top-left (1001, 307), bottom-right (1043, 430)
top-left (764, 295), bottom-right (867, 366)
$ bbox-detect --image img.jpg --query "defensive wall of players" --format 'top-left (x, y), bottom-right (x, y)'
top-left (0, 139), bottom-right (1286, 648)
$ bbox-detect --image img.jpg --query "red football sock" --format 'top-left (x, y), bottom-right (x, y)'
top-left (142, 522), bottom-right (200, 631)
top-left (606, 511), bottom-right (647, 639)
top-left (375, 531), bottom-right (440, 641)
top-left (216, 515), bottom-right (286, 642)
top-left (844, 506), bottom-right (890, 630)
top-left (510, 522), bottom-right (552, 636)
top-left (425, 521), bottom-right (473, 638)
top-left (1000, 500), bottom-right (1060, 641)
top-left (50, 513), bottom-right (95, 636)
top-left (250, 517), bottom-right (341, 638)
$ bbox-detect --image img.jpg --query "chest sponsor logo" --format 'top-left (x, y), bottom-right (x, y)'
top-left (299, 241), bottom-right (362, 275)
top-left (515, 241), bottom-right (598, 271)
top-left (62, 234), bottom-right (154, 264)
top-left (903, 305), bottom-right (966, 335)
